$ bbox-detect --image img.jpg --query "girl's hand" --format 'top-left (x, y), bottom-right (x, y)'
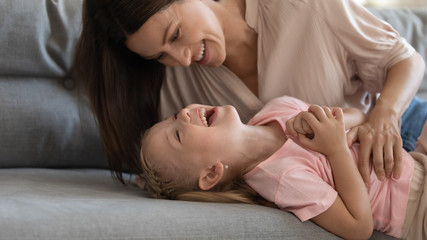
top-left (286, 112), bottom-right (313, 138)
top-left (347, 109), bottom-right (403, 183)
top-left (297, 105), bottom-right (348, 157)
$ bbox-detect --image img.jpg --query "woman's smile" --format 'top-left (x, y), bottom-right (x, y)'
top-left (196, 40), bottom-right (209, 65)
top-left (195, 40), bottom-right (206, 62)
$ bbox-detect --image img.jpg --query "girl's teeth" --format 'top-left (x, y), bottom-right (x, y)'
top-left (200, 108), bottom-right (209, 127)
top-left (196, 41), bottom-right (205, 62)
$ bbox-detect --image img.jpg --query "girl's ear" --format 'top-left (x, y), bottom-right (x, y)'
top-left (198, 162), bottom-right (225, 191)
top-left (135, 175), bottom-right (147, 190)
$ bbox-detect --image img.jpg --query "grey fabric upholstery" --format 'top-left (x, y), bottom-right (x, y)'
top-left (0, 0), bottom-right (425, 239)
top-left (369, 7), bottom-right (427, 99)
top-left (0, 0), bottom-right (106, 168)
top-left (0, 169), bottom-right (343, 240)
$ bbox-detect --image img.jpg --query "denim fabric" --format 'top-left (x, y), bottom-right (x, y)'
top-left (401, 97), bottom-right (427, 152)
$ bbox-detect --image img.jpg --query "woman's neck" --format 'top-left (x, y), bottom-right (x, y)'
top-left (213, 0), bottom-right (258, 94)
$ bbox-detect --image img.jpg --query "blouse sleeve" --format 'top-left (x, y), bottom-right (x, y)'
top-left (311, 0), bottom-right (415, 93)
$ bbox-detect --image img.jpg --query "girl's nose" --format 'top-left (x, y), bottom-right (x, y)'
top-left (178, 108), bottom-right (191, 122)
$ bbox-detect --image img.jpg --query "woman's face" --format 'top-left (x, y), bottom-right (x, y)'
top-left (126, 0), bottom-right (226, 67)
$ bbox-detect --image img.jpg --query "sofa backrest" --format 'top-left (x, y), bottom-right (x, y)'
top-left (369, 7), bottom-right (427, 99)
top-left (0, 0), bottom-right (107, 168)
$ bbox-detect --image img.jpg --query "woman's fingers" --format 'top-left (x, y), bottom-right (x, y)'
top-left (372, 137), bottom-right (386, 181)
top-left (358, 134), bottom-right (373, 184)
top-left (383, 141), bottom-right (394, 178)
top-left (392, 138), bottom-right (403, 179)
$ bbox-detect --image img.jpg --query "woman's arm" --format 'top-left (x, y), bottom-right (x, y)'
top-left (297, 105), bottom-right (373, 239)
top-left (349, 52), bottom-right (425, 183)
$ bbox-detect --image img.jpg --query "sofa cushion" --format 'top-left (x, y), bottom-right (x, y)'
top-left (0, 0), bottom-right (106, 168)
top-left (0, 168), bottom-right (396, 239)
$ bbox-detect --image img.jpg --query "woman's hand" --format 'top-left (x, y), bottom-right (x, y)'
top-left (297, 105), bottom-right (348, 157)
top-left (347, 106), bottom-right (403, 184)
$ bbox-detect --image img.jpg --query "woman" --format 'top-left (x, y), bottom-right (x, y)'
top-left (74, 0), bottom-right (425, 184)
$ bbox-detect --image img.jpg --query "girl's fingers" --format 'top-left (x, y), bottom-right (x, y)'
top-left (332, 107), bottom-right (344, 121)
top-left (346, 127), bottom-right (358, 147)
top-left (300, 111), bottom-right (320, 129)
top-left (286, 117), bottom-right (297, 136)
top-left (302, 119), bottom-right (313, 134)
top-left (308, 105), bottom-right (327, 121)
top-left (322, 106), bottom-right (333, 118)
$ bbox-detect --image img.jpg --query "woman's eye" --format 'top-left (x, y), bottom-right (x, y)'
top-left (175, 130), bottom-right (181, 143)
top-left (155, 52), bottom-right (165, 61)
top-left (172, 28), bottom-right (180, 41)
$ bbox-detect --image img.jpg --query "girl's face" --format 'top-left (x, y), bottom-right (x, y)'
top-left (126, 0), bottom-right (226, 67)
top-left (142, 104), bottom-right (243, 177)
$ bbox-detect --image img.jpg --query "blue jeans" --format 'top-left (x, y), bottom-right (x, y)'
top-left (401, 96), bottom-right (427, 152)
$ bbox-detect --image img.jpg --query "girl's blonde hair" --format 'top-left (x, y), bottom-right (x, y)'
top-left (140, 139), bottom-right (264, 205)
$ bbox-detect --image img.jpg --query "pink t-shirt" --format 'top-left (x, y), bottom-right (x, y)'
top-left (244, 96), bottom-right (414, 237)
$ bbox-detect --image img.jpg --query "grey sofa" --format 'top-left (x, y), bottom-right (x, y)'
top-left (0, 0), bottom-right (425, 239)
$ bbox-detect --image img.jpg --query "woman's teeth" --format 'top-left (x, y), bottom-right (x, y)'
top-left (200, 108), bottom-right (209, 127)
top-left (195, 41), bottom-right (205, 62)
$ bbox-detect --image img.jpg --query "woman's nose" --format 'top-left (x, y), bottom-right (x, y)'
top-left (170, 46), bottom-right (191, 67)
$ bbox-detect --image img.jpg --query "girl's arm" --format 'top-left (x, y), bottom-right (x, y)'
top-left (297, 105), bottom-right (373, 239)
top-left (342, 107), bottom-right (367, 130)
top-left (286, 106), bottom-right (367, 137)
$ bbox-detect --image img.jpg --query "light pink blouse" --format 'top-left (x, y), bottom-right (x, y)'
top-left (244, 96), bottom-right (414, 238)
top-left (160, 0), bottom-right (415, 122)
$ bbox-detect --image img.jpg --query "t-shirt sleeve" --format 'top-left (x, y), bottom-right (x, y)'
top-left (248, 96), bottom-right (309, 126)
top-left (311, 0), bottom-right (415, 93)
top-left (275, 167), bottom-right (338, 222)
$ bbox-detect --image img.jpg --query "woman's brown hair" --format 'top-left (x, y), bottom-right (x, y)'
top-left (73, 0), bottom-right (176, 183)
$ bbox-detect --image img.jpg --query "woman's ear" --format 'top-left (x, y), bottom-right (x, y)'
top-left (198, 162), bottom-right (225, 191)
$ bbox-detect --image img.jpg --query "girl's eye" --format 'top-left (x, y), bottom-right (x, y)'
top-left (173, 113), bottom-right (180, 143)
top-left (175, 130), bottom-right (181, 143)
top-left (172, 28), bottom-right (180, 42)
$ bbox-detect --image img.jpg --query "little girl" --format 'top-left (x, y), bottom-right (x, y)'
top-left (139, 96), bottom-right (427, 239)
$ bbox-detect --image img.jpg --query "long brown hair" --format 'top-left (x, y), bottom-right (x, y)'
top-left (73, 0), bottom-right (176, 184)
